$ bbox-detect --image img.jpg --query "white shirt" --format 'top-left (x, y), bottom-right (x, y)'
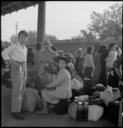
top-left (2, 42), bottom-right (27, 62)
top-left (83, 54), bottom-right (95, 69)
top-left (105, 51), bottom-right (117, 68)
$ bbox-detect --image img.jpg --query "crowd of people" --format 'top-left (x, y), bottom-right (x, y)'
top-left (1, 30), bottom-right (122, 121)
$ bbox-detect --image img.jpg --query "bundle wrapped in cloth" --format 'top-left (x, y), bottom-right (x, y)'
top-left (45, 61), bottom-right (58, 74)
top-left (71, 78), bottom-right (84, 90)
top-left (99, 86), bottom-right (121, 106)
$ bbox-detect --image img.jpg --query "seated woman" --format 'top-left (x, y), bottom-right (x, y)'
top-left (38, 55), bottom-right (72, 114)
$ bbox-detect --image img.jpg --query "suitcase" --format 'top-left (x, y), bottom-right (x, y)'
top-left (106, 100), bottom-right (120, 125)
top-left (68, 101), bottom-right (88, 121)
top-left (118, 99), bottom-right (123, 127)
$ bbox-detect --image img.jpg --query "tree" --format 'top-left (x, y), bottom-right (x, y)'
top-left (80, 29), bottom-right (96, 40)
top-left (71, 34), bottom-right (82, 40)
top-left (44, 34), bottom-right (58, 42)
top-left (26, 31), bottom-right (37, 45)
top-left (88, 3), bottom-right (122, 41)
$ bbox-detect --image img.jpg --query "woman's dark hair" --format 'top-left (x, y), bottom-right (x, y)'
top-left (98, 45), bottom-right (107, 54)
top-left (18, 30), bottom-right (28, 37)
top-left (106, 42), bottom-right (117, 57)
top-left (56, 58), bottom-right (71, 75)
top-left (57, 58), bottom-right (67, 71)
top-left (86, 46), bottom-right (94, 54)
top-left (108, 43), bottom-right (117, 51)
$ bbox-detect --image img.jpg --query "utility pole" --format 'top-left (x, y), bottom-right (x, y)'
top-left (15, 22), bottom-right (18, 36)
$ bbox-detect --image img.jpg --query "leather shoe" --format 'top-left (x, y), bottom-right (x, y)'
top-left (12, 112), bottom-right (24, 120)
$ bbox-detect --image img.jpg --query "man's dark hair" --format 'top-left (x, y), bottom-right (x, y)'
top-left (86, 46), bottom-right (94, 54)
top-left (18, 30), bottom-right (28, 37)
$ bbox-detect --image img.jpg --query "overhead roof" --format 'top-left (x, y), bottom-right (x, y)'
top-left (1, 1), bottom-right (39, 16)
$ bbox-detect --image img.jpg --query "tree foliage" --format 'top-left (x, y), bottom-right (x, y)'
top-left (88, 3), bottom-right (122, 40)
top-left (44, 34), bottom-right (58, 42)
top-left (26, 31), bottom-right (37, 45)
top-left (80, 30), bottom-right (96, 40)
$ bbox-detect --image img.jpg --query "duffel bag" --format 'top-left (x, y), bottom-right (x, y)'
top-left (68, 101), bottom-right (88, 121)
top-left (88, 105), bottom-right (104, 121)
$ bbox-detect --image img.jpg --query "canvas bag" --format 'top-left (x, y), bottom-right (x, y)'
top-left (88, 105), bottom-right (104, 121)
top-left (22, 89), bottom-right (37, 112)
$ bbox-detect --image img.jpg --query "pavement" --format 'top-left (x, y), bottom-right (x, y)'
top-left (1, 85), bottom-right (115, 127)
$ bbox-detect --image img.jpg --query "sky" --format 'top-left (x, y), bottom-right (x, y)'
top-left (1, 1), bottom-right (122, 41)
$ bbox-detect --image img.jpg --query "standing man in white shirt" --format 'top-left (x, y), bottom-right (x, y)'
top-left (2, 30), bottom-right (28, 120)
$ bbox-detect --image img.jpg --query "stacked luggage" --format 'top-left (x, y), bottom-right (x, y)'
top-left (67, 83), bottom-right (122, 126)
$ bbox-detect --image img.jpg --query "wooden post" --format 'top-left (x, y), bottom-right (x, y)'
top-left (37, 1), bottom-right (45, 47)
